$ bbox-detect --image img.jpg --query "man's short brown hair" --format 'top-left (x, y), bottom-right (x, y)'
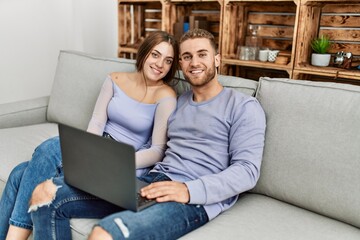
top-left (179, 29), bottom-right (217, 53)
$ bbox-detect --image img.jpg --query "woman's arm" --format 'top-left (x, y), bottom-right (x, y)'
top-left (135, 96), bottom-right (177, 168)
top-left (87, 76), bottom-right (113, 135)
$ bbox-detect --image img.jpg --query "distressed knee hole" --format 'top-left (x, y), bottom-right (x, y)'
top-left (28, 179), bottom-right (62, 212)
top-left (114, 218), bottom-right (130, 238)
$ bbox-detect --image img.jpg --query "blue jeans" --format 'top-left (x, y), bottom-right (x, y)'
top-left (30, 172), bottom-right (209, 240)
top-left (0, 136), bottom-right (63, 239)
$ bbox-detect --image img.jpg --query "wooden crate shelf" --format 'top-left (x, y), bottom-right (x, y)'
top-left (167, 0), bottom-right (222, 45)
top-left (117, 0), bottom-right (360, 85)
top-left (220, 0), bottom-right (300, 79)
top-left (118, 0), bottom-right (168, 59)
top-left (294, 0), bottom-right (360, 84)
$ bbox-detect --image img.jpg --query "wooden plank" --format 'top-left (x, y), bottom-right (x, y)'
top-left (234, 66), bottom-right (289, 81)
top-left (322, 4), bottom-right (360, 14)
top-left (144, 21), bottom-right (162, 29)
top-left (247, 4), bottom-right (296, 13)
top-left (321, 15), bottom-right (360, 28)
top-left (294, 4), bottom-right (321, 66)
top-left (145, 2), bottom-right (162, 9)
top-left (262, 38), bottom-right (293, 51)
top-left (137, 5), bottom-right (145, 39)
top-left (184, 2), bottom-right (220, 11)
top-left (257, 25), bottom-right (294, 38)
top-left (320, 28), bottom-right (360, 42)
top-left (209, 24), bottom-right (220, 34)
top-left (118, 5), bottom-right (126, 45)
top-left (248, 13), bottom-right (296, 26)
top-left (189, 12), bottom-right (220, 22)
top-left (125, 5), bottom-right (132, 44)
top-left (329, 42), bottom-right (360, 55)
top-left (222, 3), bottom-right (242, 59)
top-left (162, 3), bottom-right (171, 32)
top-left (144, 11), bottom-right (162, 19)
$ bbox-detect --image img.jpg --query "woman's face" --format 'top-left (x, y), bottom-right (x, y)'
top-left (143, 41), bottom-right (174, 84)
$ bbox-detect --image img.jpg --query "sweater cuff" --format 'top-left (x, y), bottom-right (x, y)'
top-left (185, 179), bottom-right (206, 204)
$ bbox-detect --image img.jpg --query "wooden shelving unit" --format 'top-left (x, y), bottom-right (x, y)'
top-left (117, 0), bottom-right (360, 85)
top-left (118, 0), bottom-right (222, 59)
top-left (293, 0), bottom-right (360, 84)
top-left (220, 0), bottom-right (300, 79)
top-left (166, 0), bottom-right (222, 46)
top-left (118, 0), bottom-right (169, 58)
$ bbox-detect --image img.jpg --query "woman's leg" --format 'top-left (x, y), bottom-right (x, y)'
top-left (30, 177), bottom-right (122, 240)
top-left (0, 162), bottom-right (28, 239)
top-left (3, 136), bottom-right (64, 239)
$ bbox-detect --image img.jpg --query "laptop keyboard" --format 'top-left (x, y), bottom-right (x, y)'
top-left (137, 193), bottom-right (154, 207)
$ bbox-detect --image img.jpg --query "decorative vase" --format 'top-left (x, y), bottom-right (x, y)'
top-left (311, 53), bottom-right (331, 67)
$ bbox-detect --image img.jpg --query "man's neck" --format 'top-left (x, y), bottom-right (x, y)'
top-left (192, 79), bottom-right (223, 102)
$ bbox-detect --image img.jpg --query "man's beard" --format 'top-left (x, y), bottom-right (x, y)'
top-left (184, 64), bottom-right (216, 87)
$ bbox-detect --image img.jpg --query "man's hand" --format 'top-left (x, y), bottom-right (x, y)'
top-left (140, 181), bottom-right (190, 204)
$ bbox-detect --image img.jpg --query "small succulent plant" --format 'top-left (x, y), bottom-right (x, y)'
top-left (310, 35), bottom-right (331, 54)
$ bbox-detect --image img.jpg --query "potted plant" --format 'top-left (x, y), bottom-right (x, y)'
top-left (310, 34), bottom-right (332, 67)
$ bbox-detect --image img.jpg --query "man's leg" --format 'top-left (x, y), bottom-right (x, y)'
top-left (90, 201), bottom-right (208, 240)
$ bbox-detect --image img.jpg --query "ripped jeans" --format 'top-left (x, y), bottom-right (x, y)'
top-left (0, 136), bottom-right (63, 239)
top-left (30, 172), bottom-right (209, 240)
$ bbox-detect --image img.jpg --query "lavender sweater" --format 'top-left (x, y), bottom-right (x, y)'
top-left (153, 88), bottom-right (266, 220)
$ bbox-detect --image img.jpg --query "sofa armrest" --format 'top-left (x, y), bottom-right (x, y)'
top-left (0, 96), bottom-right (49, 129)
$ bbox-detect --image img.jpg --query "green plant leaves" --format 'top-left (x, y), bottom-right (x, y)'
top-left (311, 35), bottom-right (331, 54)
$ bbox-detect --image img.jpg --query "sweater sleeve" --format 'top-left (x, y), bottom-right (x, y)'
top-left (185, 99), bottom-right (266, 205)
top-left (87, 76), bottom-right (113, 135)
top-left (135, 97), bottom-right (177, 168)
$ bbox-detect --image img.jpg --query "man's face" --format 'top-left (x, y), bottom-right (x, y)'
top-left (179, 38), bottom-right (220, 87)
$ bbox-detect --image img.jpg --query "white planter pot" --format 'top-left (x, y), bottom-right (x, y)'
top-left (311, 53), bottom-right (331, 67)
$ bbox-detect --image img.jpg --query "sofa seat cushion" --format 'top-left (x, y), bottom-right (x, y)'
top-left (68, 193), bottom-right (360, 240)
top-left (70, 218), bottom-right (99, 240)
top-left (0, 123), bottom-right (58, 194)
top-left (180, 193), bottom-right (360, 240)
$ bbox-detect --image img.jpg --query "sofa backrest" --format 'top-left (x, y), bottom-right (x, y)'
top-left (47, 51), bottom-right (137, 130)
top-left (47, 50), bottom-right (258, 130)
top-left (253, 77), bottom-right (360, 228)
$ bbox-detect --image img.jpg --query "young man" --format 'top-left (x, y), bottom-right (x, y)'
top-left (30, 29), bottom-right (266, 240)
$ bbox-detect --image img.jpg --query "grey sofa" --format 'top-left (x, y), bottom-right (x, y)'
top-left (1, 50), bottom-right (359, 239)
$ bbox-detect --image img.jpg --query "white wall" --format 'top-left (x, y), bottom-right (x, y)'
top-left (0, 0), bottom-right (117, 104)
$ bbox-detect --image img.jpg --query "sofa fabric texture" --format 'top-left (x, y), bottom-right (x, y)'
top-left (0, 50), bottom-right (359, 239)
top-left (253, 78), bottom-right (360, 229)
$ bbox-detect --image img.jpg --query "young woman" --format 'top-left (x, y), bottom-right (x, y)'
top-left (0, 31), bottom-right (179, 240)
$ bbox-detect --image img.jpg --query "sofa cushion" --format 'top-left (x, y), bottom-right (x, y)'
top-left (47, 51), bottom-right (137, 130)
top-left (253, 77), bottom-right (360, 228)
top-left (0, 96), bottom-right (49, 129)
top-left (218, 74), bottom-right (258, 96)
top-left (68, 193), bottom-right (360, 240)
top-left (0, 123), bottom-right (58, 194)
top-left (181, 194), bottom-right (360, 240)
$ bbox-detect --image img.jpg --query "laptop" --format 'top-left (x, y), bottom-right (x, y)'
top-left (58, 123), bottom-right (156, 212)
